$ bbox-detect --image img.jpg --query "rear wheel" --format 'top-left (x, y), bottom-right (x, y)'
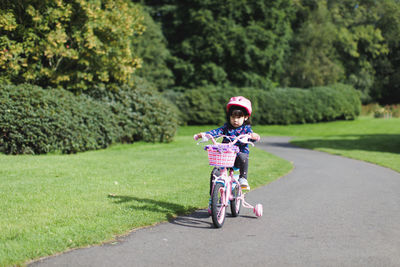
top-left (211, 183), bottom-right (226, 228)
top-left (230, 183), bottom-right (242, 217)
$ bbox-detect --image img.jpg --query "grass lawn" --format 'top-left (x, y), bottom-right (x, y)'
top-left (253, 116), bottom-right (400, 173)
top-left (0, 134), bottom-right (292, 266)
top-left (2, 116), bottom-right (398, 266)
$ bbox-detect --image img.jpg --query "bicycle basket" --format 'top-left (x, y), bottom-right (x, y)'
top-left (204, 144), bottom-right (239, 167)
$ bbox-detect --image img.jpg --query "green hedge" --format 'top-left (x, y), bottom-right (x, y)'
top-left (0, 82), bottom-right (179, 155)
top-left (166, 84), bottom-right (361, 125)
top-left (94, 80), bottom-right (178, 143)
top-left (0, 84), bottom-right (117, 154)
top-left (163, 86), bottom-right (226, 125)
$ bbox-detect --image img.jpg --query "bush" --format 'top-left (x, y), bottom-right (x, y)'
top-left (0, 81), bottom-right (179, 155)
top-left (92, 78), bottom-right (178, 143)
top-left (166, 84), bottom-right (361, 125)
top-left (164, 86), bottom-right (226, 125)
top-left (0, 84), bottom-right (117, 154)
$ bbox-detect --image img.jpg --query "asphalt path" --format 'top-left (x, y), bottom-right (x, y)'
top-left (30, 137), bottom-right (400, 267)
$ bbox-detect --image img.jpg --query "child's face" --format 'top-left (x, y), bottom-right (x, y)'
top-left (230, 114), bottom-right (248, 128)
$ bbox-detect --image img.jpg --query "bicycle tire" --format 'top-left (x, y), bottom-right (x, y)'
top-left (209, 167), bottom-right (220, 195)
top-left (230, 183), bottom-right (241, 217)
top-left (211, 183), bottom-right (226, 228)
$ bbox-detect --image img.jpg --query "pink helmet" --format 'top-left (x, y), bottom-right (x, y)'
top-left (226, 96), bottom-right (252, 116)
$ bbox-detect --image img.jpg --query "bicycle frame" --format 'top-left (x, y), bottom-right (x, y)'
top-left (195, 133), bottom-right (263, 228)
top-left (211, 167), bottom-right (255, 216)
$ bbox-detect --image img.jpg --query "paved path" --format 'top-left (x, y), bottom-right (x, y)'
top-left (31, 137), bottom-right (400, 267)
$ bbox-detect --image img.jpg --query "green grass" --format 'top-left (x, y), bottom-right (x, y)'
top-left (0, 135), bottom-right (292, 266)
top-left (3, 116), bottom-right (398, 266)
top-left (253, 116), bottom-right (400, 173)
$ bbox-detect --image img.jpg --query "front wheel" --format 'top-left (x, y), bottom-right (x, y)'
top-left (230, 183), bottom-right (242, 217)
top-left (211, 183), bottom-right (226, 228)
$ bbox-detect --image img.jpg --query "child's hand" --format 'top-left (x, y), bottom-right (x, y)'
top-left (250, 133), bottom-right (260, 142)
top-left (193, 133), bottom-right (204, 140)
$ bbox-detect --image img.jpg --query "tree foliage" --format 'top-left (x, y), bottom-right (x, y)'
top-left (138, 0), bottom-right (294, 89)
top-left (0, 0), bottom-right (145, 92)
top-left (329, 0), bottom-right (389, 102)
top-left (284, 1), bottom-right (344, 88)
top-left (285, 0), bottom-right (397, 103)
top-left (135, 0), bottom-right (400, 104)
top-left (372, 0), bottom-right (400, 104)
top-left (132, 8), bottom-right (174, 91)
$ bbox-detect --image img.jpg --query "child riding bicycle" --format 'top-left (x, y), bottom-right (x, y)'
top-left (194, 96), bottom-right (260, 190)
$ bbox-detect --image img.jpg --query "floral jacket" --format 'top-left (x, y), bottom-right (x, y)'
top-left (206, 123), bottom-right (255, 154)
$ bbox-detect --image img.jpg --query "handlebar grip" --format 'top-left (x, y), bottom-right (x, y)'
top-left (194, 133), bottom-right (217, 144)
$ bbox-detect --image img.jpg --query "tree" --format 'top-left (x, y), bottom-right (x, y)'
top-left (328, 0), bottom-right (389, 102)
top-left (285, 0), bottom-right (392, 103)
top-left (284, 1), bottom-right (344, 88)
top-left (372, 0), bottom-right (400, 104)
top-left (0, 0), bottom-right (145, 93)
top-left (138, 0), bottom-right (295, 89)
top-left (132, 7), bottom-right (174, 91)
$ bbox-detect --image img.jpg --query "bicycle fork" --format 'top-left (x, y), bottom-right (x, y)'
top-left (210, 168), bottom-right (237, 207)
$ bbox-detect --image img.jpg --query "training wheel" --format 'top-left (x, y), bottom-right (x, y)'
top-left (254, 204), bottom-right (263, 217)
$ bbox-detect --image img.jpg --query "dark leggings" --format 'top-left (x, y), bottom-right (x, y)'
top-left (209, 152), bottom-right (249, 194)
top-left (234, 152), bottom-right (249, 180)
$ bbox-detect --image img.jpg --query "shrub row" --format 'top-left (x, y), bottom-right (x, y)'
top-left (0, 83), bottom-right (178, 155)
top-left (165, 84), bottom-right (361, 125)
top-left (0, 84), bottom-right (116, 154)
top-left (91, 79), bottom-right (178, 143)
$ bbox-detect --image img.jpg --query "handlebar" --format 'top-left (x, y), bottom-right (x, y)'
top-left (194, 133), bottom-right (254, 147)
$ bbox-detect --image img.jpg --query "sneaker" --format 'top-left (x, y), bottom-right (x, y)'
top-left (239, 178), bottom-right (250, 190)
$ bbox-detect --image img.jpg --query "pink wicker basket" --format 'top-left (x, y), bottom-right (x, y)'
top-left (204, 144), bottom-right (239, 167)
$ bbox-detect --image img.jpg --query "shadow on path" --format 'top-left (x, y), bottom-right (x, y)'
top-left (108, 195), bottom-right (255, 230)
top-left (108, 195), bottom-right (197, 220)
top-left (170, 210), bottom-right (213, 229)
top-left (291, 134), bottom-right (400, 154)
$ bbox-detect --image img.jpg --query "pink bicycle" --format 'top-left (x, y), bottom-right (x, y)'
top-left (195, 134), bottom-right (263, 228)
